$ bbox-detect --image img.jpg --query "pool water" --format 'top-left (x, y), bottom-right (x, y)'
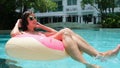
top-left (0, 29), bottom-right (120, 68)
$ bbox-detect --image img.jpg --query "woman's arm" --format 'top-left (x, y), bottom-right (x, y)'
top-left (36, 22), bottom-right (58, 33)
top-left (36, 23), bottom-right (58, 36)
top-left (10, 19), bottom-right (22, 37)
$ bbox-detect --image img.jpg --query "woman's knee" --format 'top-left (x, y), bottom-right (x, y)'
top-left (64, 28), bottom-right (74, 33)
top-left (64, 28), bottom-right (71, 31)
top-left (59, 28), bottom-right (70, 34)
top-left (63, 31), bottom-right (71, 39)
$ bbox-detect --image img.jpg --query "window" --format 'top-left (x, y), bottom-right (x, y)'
top-left (67, 0), bottom-right (77, 5)
top-left (54, 1), bottom-right (63, 11)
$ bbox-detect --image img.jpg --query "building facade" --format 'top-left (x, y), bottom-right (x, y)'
top-left (35, 0), bottom-right (120, 24)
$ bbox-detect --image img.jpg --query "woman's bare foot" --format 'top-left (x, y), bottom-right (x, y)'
top-left (95, 45), bottom-right (120, 61)
top-left (102, 44), bottom-right (120, 57)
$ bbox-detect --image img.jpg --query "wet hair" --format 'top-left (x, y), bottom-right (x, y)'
top-left (20, 10), bottom-right (33, 31)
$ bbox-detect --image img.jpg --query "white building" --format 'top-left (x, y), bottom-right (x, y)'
top-left (35, 0), bottom-right (120, 24)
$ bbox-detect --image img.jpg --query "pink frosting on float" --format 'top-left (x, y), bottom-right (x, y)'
top-left (15, 33), bottom-right (64, 51)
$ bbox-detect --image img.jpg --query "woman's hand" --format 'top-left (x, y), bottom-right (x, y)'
top-left (35, 22), bottom-right (57, 33)
top-left (35, 22), bottom-right (41, 28)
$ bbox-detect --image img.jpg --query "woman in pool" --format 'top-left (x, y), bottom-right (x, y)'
top-left (11, 10), bottom-right (120, 68)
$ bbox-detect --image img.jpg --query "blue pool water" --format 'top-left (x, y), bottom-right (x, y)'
top-left (0, 29), bottom-right (120, 68)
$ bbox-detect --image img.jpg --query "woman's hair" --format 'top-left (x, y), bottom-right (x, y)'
top-left (20, 10), bottom-right (33, 31)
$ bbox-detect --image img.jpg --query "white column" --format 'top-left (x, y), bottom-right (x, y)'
top-left (63, 0), bottom-right (67, 13)
top-left (81, 15), bottom-right (84, 24)
top-left (62, 0), bottom-right (67, 23)
top-left (63, 15), bottom-right (66, 23)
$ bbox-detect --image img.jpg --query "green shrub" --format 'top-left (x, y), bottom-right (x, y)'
top-left (101, 13), bottom-right (120, 28)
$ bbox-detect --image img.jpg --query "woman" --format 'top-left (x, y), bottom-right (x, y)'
top-left (11, 10), bottom-right (120, 68)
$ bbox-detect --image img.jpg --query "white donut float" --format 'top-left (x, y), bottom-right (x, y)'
top-left (5, 34), bottom-right (68, 60)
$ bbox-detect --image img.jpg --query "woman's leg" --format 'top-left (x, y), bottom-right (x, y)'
top-left (62, 32), bottom-right (86, 63)
top-left (64, 28), bottom-right (120, 57)
top-left (72, 35), bottom-right (99, 56)
top-left (100, 44), bottom-right (120, 57)
top-left (50, 28), bottom-right (101, 67)
top-left (60, 28), bottom-right (99, 56)
top-left (51, 28), bottom-right (120, 58)
top-left (50, 29), bottom-right (89, 62)
top-left (63, 32), bottom-right (100, 68)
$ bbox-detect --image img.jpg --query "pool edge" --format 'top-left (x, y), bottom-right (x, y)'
top-left (0, 30), bottom-right (11, 34)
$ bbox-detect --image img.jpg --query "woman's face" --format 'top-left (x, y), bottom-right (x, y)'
top-left (27, 13), bottom-right (37, 29)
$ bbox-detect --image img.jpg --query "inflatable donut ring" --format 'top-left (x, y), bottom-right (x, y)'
top-left (5, 34), bottom-right (68, 60)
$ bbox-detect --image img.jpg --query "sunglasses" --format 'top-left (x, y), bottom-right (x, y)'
top-left (29, 16), bottom-right (36, 20)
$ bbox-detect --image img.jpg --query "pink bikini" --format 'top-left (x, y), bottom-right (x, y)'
top-left (15, 33), bottom-right (65, 51)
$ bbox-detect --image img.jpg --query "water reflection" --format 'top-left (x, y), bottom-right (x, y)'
top-left (0, 58), bottom-right (22, 68)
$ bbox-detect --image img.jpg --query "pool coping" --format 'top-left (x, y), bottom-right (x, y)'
top-left (0, 30), bottom-right (11, 34)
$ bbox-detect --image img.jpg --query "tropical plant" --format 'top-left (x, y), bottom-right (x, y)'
top-left (81, 0), bottom-right (117, 19)
top-left (0, 0), bottom-right (17, 29)
top-left (101, 13), bottom-right (120, 28)
top-left (16, 0), bottom-right (57, 13)
top-left (81, 0), bottom-right (120, 28)
top-left (0, 0), bottom-right (57, 29)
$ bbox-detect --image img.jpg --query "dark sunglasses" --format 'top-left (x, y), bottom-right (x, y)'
top-left (29, 16), bottom-right (36, 20)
